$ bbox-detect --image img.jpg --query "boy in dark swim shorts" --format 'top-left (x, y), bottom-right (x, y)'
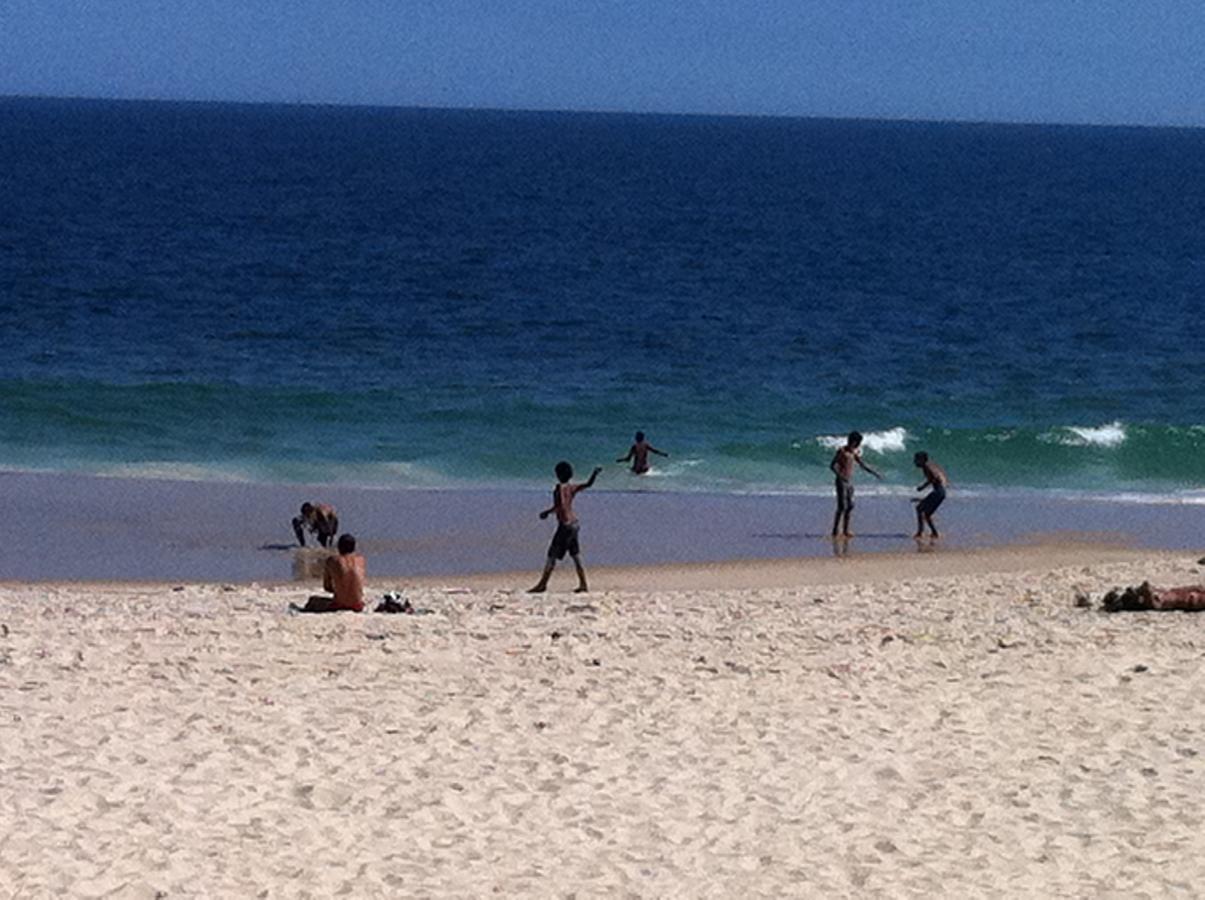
top-left (912, 452), bottom-right (949, 539)
top-left (829, 431), bottom-right (883, 538)
top-left (529, 461), bottom-right (603, 593)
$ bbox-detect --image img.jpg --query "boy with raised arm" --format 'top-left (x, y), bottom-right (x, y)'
top-left (616, 430), bottom-right (669, 475)
top-left (912, 452), bottom-right (949, 538)
top-left (529, 461), bottom-right (603, 594)
top-left (829, 431), bottom-right (882, 538)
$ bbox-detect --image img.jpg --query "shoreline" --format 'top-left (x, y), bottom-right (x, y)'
top-left (1, 469), bottom-right (1202, 583)
top-left (0, 541), bottom-right (1181, 592)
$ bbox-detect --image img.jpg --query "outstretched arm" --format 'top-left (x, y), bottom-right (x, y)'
top-left (858, 456), bottom-right (883, 479)
top-left (617, 446), bottom-right (634, 463)
top-left (576, 466), bottom-right (604, 493)
top-left (649, 444), bottom-right (669, 457)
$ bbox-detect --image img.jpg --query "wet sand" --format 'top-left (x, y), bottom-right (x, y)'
top-left (1, 470), bottom-right (1203, 582)
top-left (4, 548), bottom-right (1205, 896)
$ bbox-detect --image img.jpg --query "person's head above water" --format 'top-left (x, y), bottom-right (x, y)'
top-left (337, 533), bottom-right (356, 555)
top-left (300, 502), bottom-right (314, 516)
top-left (914, 451), bottom-right (929, 467)
top-left (555, 461), bottom-right (573, 483)
top-left (847, 431), bottom-right (863, 448)
top-left (635, 431), bottom-right (645, 442)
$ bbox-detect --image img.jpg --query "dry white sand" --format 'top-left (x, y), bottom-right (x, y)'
top-left (3, 547), bottom-right (1205, 897)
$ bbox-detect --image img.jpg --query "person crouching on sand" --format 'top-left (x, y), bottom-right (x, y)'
top-left (292, 534), bottom-right (365, 613)
top-left (616, 430), bottom-right (668, 475)
top-left (912, 452), bottom-right (949, 539)
top-left (292, 502), bottom-right (339, 548)
top-left (829, 431), bottom-right (883, 538)
top-left (529, 461), bottom-right (602, 594)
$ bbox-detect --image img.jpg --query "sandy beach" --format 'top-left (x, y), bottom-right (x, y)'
top-left (3, 546), bottom-right (1205, 897)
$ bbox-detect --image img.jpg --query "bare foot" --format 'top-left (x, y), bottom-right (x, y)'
top-left (842, 532), bottom-right (854, 539)
top-left (574, 586), bottom-right (589, 593)
top-left (528, 585), bottom-right (546, 594)
top-left (914, 532), bottom-right (924, 540)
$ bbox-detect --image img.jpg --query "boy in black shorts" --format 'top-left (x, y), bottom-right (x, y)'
top-left (912, 452), bottom-right (949, 538)
top-left (529, 461), bottom-right (602, 593)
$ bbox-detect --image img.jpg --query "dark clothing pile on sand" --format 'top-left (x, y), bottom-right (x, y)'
top-left (1101, 582), bottom-right (1205, 613)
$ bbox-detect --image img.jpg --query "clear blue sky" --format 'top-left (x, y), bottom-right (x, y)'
top-left (2, 0), bottom-right (1203, 126)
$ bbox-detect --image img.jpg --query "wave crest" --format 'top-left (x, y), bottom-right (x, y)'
top-left (815, 427), bottom-right (909, 453)
top-left (1046, 422), bottom-right (1127, 448)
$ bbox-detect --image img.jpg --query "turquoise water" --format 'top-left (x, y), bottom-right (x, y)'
top-left (2, 99), bottom-right (1204, 499)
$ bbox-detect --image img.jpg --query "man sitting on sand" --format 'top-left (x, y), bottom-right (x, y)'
top-left (293, 534), bottom-right (365, 613)
top-left (912, 452), bottom-right (949, 539)
top-left (292, 502), bottom-right (338, 548)
top-left (829, 431), bottom-right (882, 538)
top-left (616, 431), bottom-right (669, 475)
top-left (529, 461), bottom-right (602, 593)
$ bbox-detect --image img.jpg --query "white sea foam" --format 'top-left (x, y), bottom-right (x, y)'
top-left (815, 427), bottom-right (909, 453)
top-left (640, 457), bottom-right (704, 479)
top-left (94, 462), bottom-right (256, 483)
top-left (1046, 421), bottom-right (1128, 448)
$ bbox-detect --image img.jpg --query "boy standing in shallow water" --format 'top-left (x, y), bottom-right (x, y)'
top-left (829, 431), bottom-right (883, 538)
top-left (617, 430), bottom-right (669, 475)
top-left (529, 461), bottom-right (603, 594)
top-left (912, 452), bottom-right (949, 538)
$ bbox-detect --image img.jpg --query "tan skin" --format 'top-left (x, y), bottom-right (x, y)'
top-left (617, 437), bottom-right (668, 474)
top-left (323, 552), bottom-right (366, 611)
top-left (295, 545), bottom-right (366, 613)
top-left (829, 438), bottom-right (882, 538)
top-left (293, 502), bottom-right (339, 547)
top-left (913, 458), bottom-right (949, 539)
top-left (529, 466), bottom-right (602, 593)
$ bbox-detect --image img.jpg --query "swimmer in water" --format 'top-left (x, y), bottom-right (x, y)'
top-left (616, 431), bottom-right (669, 475)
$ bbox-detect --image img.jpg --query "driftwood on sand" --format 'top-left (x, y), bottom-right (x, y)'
top-left (1100, 581), bottom-right (1205, 612)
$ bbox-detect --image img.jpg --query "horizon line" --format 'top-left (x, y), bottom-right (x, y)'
top-left (1, 91), bottom-right (1201, 133)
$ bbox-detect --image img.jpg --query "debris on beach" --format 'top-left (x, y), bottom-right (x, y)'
top-left (371, 591), bottom-right (435, 615)
top-left (375, 592), bottom-right (413, 614)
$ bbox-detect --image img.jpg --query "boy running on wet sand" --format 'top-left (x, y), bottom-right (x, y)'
top-left (529, 461), bottom-right (603, 593)
top-left (617, 431), bottom-right (669, 475)
top-left (829, 431), bottom-right (883, 538)
top-left (912, 452), bottom-right (949, 538)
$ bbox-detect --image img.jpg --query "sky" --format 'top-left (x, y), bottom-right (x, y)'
top-left (1, 0), bottom-right (1203, 126)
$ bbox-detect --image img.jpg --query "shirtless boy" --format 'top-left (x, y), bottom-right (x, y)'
top-left (829, 431), bottom-right (883, 538)
top-left (293, 533), bottom-right (366, 613)
top-left (617, 431), bottom-right (669, 475)
top-left (529, 461), bottom-right (603, 593)
top-left (293, 502), bottom-right (338, 548)
top-left (912, 452), bottom-right (949, 539)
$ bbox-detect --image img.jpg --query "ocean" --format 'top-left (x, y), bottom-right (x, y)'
top-left (2, 97), bottom-right (1204, 503)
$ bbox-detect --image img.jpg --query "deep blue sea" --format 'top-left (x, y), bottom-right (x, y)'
top-left (2, 97), bottom-right (1203, 500)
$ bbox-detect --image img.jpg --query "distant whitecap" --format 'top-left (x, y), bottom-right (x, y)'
top-left (1048, 421), bottom-right (1127, 448)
